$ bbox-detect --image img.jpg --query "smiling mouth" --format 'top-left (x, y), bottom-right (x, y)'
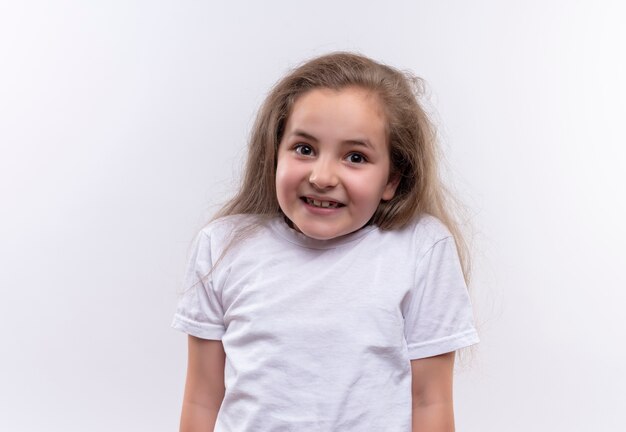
top-left (301, 197), bottom-right (344, 209)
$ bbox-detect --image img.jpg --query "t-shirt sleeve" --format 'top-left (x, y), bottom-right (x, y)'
top-left (402, 236), bottom-right (479, 359)
top-left (171, 230), bottom-right (226, 340)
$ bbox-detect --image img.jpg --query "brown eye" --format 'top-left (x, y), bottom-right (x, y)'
top-left (347, 153), bottom-right (366, 164)
top-left (294, 144), bottom-right (314, 156)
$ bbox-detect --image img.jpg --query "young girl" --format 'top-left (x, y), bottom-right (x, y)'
top-left (172, 52), bottom-right (480, 431)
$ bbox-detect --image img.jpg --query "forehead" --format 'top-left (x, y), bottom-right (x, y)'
top-left (284, 87), bottom-right (388, 145)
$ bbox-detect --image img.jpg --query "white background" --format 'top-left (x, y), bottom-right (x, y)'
top-left (1, 1), bottom-right (625, 431)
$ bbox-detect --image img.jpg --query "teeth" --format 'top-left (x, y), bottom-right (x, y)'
top-left (306, 198), bottom-right (339, 208)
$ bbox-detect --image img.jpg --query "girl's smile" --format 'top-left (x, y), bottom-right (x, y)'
top-left (275, 86), bottom-right (399, 240)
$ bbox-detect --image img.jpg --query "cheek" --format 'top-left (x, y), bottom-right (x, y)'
top-left (275, 160), bottom-right (286, 184)
top-left (275, 159), bottom-right (297, 198)
top-left (346, 172), bottom-right (389, 205)
top-left (274, 168), bottom-right (288, 214)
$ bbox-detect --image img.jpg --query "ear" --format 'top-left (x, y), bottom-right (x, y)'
top-left (382, 173), bottom-right (401, 201)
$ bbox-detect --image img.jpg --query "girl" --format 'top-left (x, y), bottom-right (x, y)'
top-left (172, 52), bottom-right (480, 431)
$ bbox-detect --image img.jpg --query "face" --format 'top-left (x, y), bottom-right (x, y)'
top-left (275, 87), bottom-right (399, 240)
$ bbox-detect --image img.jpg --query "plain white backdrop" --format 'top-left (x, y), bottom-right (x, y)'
top-left (1, 1), bottom-right (624, 431)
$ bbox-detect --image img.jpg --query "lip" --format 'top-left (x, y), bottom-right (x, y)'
top-left (300, 195), bottom-right (345, 215)
top-left (301, 195), bottom-right (345, 206)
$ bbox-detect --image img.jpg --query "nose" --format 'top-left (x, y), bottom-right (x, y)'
top-left (309, 158), bottom-right (338, 190)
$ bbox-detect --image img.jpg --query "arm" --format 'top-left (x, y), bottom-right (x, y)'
top-left (180, 335), bottom-right (226, 432)
top-left (411, 351), bottom-right (456, 432)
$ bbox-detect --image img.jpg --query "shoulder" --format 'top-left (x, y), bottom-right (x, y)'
top-left (196, 213), bottom-right (277, 255)
top-left (400, 213), bottom-right (454, 252)
top-left (369, 214), bottom-right (455, 264)
top-left (199, 214), bottom-right (264, 239)
top-left (410, 213), bottom-right (452, 236)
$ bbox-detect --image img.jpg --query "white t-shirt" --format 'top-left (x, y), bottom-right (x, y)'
top-left (172, 213), bottom-right (479, 431)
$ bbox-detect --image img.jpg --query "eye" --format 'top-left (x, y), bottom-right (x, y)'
top-left (294, 144), bottom-right (314, 156)
top-left (346, 152), bottom-right (367, 164)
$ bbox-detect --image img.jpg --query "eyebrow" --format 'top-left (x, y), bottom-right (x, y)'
top-left (291, 129), bottom-right (374, 149)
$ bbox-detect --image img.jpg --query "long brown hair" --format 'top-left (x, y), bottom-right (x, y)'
top-left (214, 51), bottom-right (473, 285)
